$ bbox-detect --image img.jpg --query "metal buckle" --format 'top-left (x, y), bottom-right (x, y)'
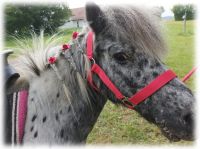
top-left (90, 58), bottom-right (96, 65)
top-left (121, 97), bottom-right (136, 109)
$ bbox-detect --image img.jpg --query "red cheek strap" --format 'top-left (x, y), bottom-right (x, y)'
top-left (91, 64), bottom-right (125, 99)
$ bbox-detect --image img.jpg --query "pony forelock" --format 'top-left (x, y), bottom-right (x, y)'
top-left (102, 5), bottom-right (167, 60)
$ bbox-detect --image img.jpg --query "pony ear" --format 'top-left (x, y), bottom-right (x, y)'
top-left (85, 2), bottom-right (107, 35)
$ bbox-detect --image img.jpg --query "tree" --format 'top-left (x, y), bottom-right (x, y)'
top-left (172, 4), bottom-right (196, 21)
top-left (5, 4), bottom-right (71, 36)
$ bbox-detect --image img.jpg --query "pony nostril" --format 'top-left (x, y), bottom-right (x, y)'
top-left (183, 113), bottom-right (193, 125)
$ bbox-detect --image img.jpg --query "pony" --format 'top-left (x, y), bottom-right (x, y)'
top-left (5, 2), bottom-right (195, 144)
top-left (5, 32), bottom-right (106, 144)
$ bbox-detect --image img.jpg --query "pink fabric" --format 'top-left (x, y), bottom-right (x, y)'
top-left (18, 90), bottom-right (28, 143)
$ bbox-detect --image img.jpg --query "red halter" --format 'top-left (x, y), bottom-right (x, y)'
top-left (86, 31), bottom-right (177, 109)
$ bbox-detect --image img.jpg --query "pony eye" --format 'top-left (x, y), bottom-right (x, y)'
top-left (113, 52), bottom-right (128, 63)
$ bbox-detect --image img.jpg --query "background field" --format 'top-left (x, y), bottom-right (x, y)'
top-left (5, 20), bottom-right (195, 145)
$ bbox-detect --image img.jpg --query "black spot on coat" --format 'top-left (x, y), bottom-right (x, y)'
top-left (32, 115), bottom-right (37, 122)
top-left (34, 131), bottom-right (38, 138)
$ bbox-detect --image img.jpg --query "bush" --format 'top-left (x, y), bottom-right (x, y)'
top-left (5, 4), bottom-right (71, 36)
top-left (172, 4), bottom-right (196, 21)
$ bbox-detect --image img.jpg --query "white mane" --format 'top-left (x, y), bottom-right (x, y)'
top-left (8, 31), bottom-right (64, 80)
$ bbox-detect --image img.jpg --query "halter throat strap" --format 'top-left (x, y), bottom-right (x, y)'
top-left (86, 31), bottom-right (176, 109)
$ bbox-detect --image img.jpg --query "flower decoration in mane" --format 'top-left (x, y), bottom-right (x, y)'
top-left (47, 32), bottom-right (78, 65)
top-left (72, 32), bottom-right (79, 39)
top-left (48, 56), bottom-right (57, 64)
top-left (62, 44), bottom-right (70, 52)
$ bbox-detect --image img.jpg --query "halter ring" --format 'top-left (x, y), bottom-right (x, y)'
top-left (121, 97), bottom-right (136, 108)
top-left (90, 58), bottom-right (96, 65)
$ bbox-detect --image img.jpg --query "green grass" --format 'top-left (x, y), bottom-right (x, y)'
top-left (163, 20), bottom-right (196, 91)
top-left (4, 21), bottom-right (195, 145)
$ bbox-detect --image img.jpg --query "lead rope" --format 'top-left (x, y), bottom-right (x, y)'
top-left (181, 67), bottom-right (197, 82)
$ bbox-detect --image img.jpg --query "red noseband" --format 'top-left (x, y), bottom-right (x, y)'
top-left (86, 31), bottom-right (177, 109)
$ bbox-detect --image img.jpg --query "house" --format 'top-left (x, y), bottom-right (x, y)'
top-left (60, 7), bottom-right (87, 29)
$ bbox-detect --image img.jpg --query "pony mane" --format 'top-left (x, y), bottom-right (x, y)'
top-left (9, 31), bottom-right (64, 79)
top-left (8, 31), bottom-right (94, 113)
top-left (102, 5), bottom-right (167, 60)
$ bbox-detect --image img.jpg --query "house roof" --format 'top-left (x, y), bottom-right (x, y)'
top-left (71, 7), bottom-right (86, 21)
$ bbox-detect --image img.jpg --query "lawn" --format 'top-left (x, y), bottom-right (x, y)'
top-left (163, 20), bottom-right (196, 91)
top-left (4, 20), bottom-right (195, 145)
